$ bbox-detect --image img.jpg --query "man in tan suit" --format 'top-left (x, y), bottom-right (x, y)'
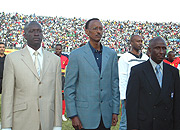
top-left (1, 21), bottom-right (62, 130)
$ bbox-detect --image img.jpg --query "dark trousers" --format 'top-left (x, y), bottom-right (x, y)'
top-left (76, 117), bottom-right (110, 130)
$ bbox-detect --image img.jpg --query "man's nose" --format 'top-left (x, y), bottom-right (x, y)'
top-left (34, 30), bottom-right (40, 35)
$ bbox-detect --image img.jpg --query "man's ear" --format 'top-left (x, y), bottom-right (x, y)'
top-left (24, 33), bottom-right (27, 40)
top-left (148, 47), bottom-right (151, 53)
top-left (85, 29), bottom-right (89, 36)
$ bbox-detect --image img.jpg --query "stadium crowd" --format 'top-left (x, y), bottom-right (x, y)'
top-left (0, 12), bottom-right (180, 54)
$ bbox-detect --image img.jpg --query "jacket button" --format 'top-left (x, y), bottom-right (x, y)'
top-left (100, 77), bottom-right (102, 80)
top-left (153, 117), bottom-right (156, 120)
top-left (38, 109), bottom-right (40, 111)
top-left (39, 82), bottom-right (41, 84)
top-left (149, 92), bottom-right (152, 95)
top-left (153, 106), bottom-right (156, 108)
top-left (39, 96), bottom-right (42, 98)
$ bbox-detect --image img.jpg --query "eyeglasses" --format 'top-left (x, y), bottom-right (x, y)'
top-left (89, 27), bottom-right (103, 31)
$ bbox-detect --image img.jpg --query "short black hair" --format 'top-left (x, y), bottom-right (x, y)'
top-left (24, 21), bottom-right (41, 34)
top-left (85, 18), bottom-right (100, 29)
top-left (55, 44), bottom-right (62, 48)
top-left (0, 42), bottom-right (5, 45)
top-left (130, 35), bottom-right (141, 44)
top-left (167, 51), bottom-right (174, 56)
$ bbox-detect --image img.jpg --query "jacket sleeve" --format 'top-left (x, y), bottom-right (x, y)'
top-left (54, 58), bottom-right (62, 127)
top-left (1, 55), bottom-right (14, 128)
top-left (118, 55), bottom-right (128, 100)
top-left (111, 52), bottom-right (120, 114)
top-left (64, 52), bottom-right (79, 117)
top-left (126, 67), bottom-right (140, 130)
top-left (173, 69), bottom-right (180, 130)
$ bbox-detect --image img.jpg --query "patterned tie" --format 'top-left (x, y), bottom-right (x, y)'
top-left (155, 64), bottom-right (162, 87)
top-left (34, 51), bottom-right (41, 76)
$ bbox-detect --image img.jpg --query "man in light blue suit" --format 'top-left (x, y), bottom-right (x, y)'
top-left (64, 18), bottom-right (120, 130)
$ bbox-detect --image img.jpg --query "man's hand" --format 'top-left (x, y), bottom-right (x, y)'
top-left (111, 114), bottom-right (118, 126)
top-left (71, 116), bottom-right (83, 130)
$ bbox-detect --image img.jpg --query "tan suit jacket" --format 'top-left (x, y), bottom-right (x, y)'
top-left (1, 47), bottom-right (62, 130)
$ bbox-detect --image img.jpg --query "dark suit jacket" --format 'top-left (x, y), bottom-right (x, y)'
top-left (126, 60), bottom-right (180, 130)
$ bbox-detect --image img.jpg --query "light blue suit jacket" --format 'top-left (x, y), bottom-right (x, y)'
top-left (64, 43), bottom-right (120, 129)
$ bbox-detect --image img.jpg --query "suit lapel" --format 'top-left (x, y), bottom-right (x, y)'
top-left (83, 44), bottom-right (100, 75)
top-left (21, 47), bottom-right (40, 79)
top-left (100, 46), bottom-right (109, 76)
top-left (143, 60), bottom-right (161, 95)
top-left (40, 50), bottom-right (50, 80)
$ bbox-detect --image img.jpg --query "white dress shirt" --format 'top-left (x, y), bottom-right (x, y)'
top-left (149, 58), bottom-right (163, 75)
top-left (27, 45), bottom-right (43, 70)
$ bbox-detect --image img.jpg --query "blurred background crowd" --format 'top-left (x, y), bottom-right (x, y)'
top-left (0, 12), bottom-right (180, 54)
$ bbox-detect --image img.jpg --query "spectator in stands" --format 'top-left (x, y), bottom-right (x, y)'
top-left (164, 51), bottom-right (180, 68)
top-left (1, 11), bottom-right (180, 54)
top-left (55, 44), bottom-right (69, 122)
top-left (0, 42), bottom-right (6, 94)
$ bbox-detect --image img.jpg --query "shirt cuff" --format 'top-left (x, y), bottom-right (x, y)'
top-left (70, 115), bottom-right (78, 119)
top-left (113, 113), bottom-right (119, 115)
top-left (2, 129), bottom-right (12, 130)
top-left (53, 127), bottom-right (62, 130)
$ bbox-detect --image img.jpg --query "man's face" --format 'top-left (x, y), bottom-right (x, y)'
top-left (0, 44), bottom-right (5, 55)
top-left (85, 20), bottom-right (103, 42)
top-left (131, 36), bottom-right (143, 51)
top-left (55, 46), bottom-right (62, 56)
top-left (168, 52), bottom-right (175, 62)
top-left (149, 39), bottom-right (167, 64)
top-left (24, 22), bottom-right (43, 50)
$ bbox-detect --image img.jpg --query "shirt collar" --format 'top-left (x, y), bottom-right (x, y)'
top-left (150, 58), bottom-right (163, 70)
top-left (129, 52), bottom-right (142, 58)
top-left (88, 42), bottom-right (103, 53)
top-left (27, 45), bottom-right (43, 56)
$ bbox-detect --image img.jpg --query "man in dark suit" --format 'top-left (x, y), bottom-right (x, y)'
top-left (0, 42), bottom-right (6, 94)
top-left (126, 36), bottom-right (180, 130)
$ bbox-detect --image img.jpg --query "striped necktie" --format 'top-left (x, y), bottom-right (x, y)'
top-left (34, 51), bottom-right (41, 76)
top-left (155, 64), bottom-right (162, 87)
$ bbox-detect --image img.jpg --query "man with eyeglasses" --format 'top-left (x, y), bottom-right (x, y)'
top-left (64, 18), bottom-right (120, 130)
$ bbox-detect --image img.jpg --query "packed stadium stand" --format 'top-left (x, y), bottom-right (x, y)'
top-left (0, 12), bottom-right (180, 54)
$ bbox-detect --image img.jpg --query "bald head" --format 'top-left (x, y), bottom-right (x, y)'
top-left (148, 36), bottom-right (167, 64)
top-left (149, 37), bottom-right (166, 48)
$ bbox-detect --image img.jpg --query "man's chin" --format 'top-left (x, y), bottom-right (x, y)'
top-left (94, 39), bottom-right (101, 42)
